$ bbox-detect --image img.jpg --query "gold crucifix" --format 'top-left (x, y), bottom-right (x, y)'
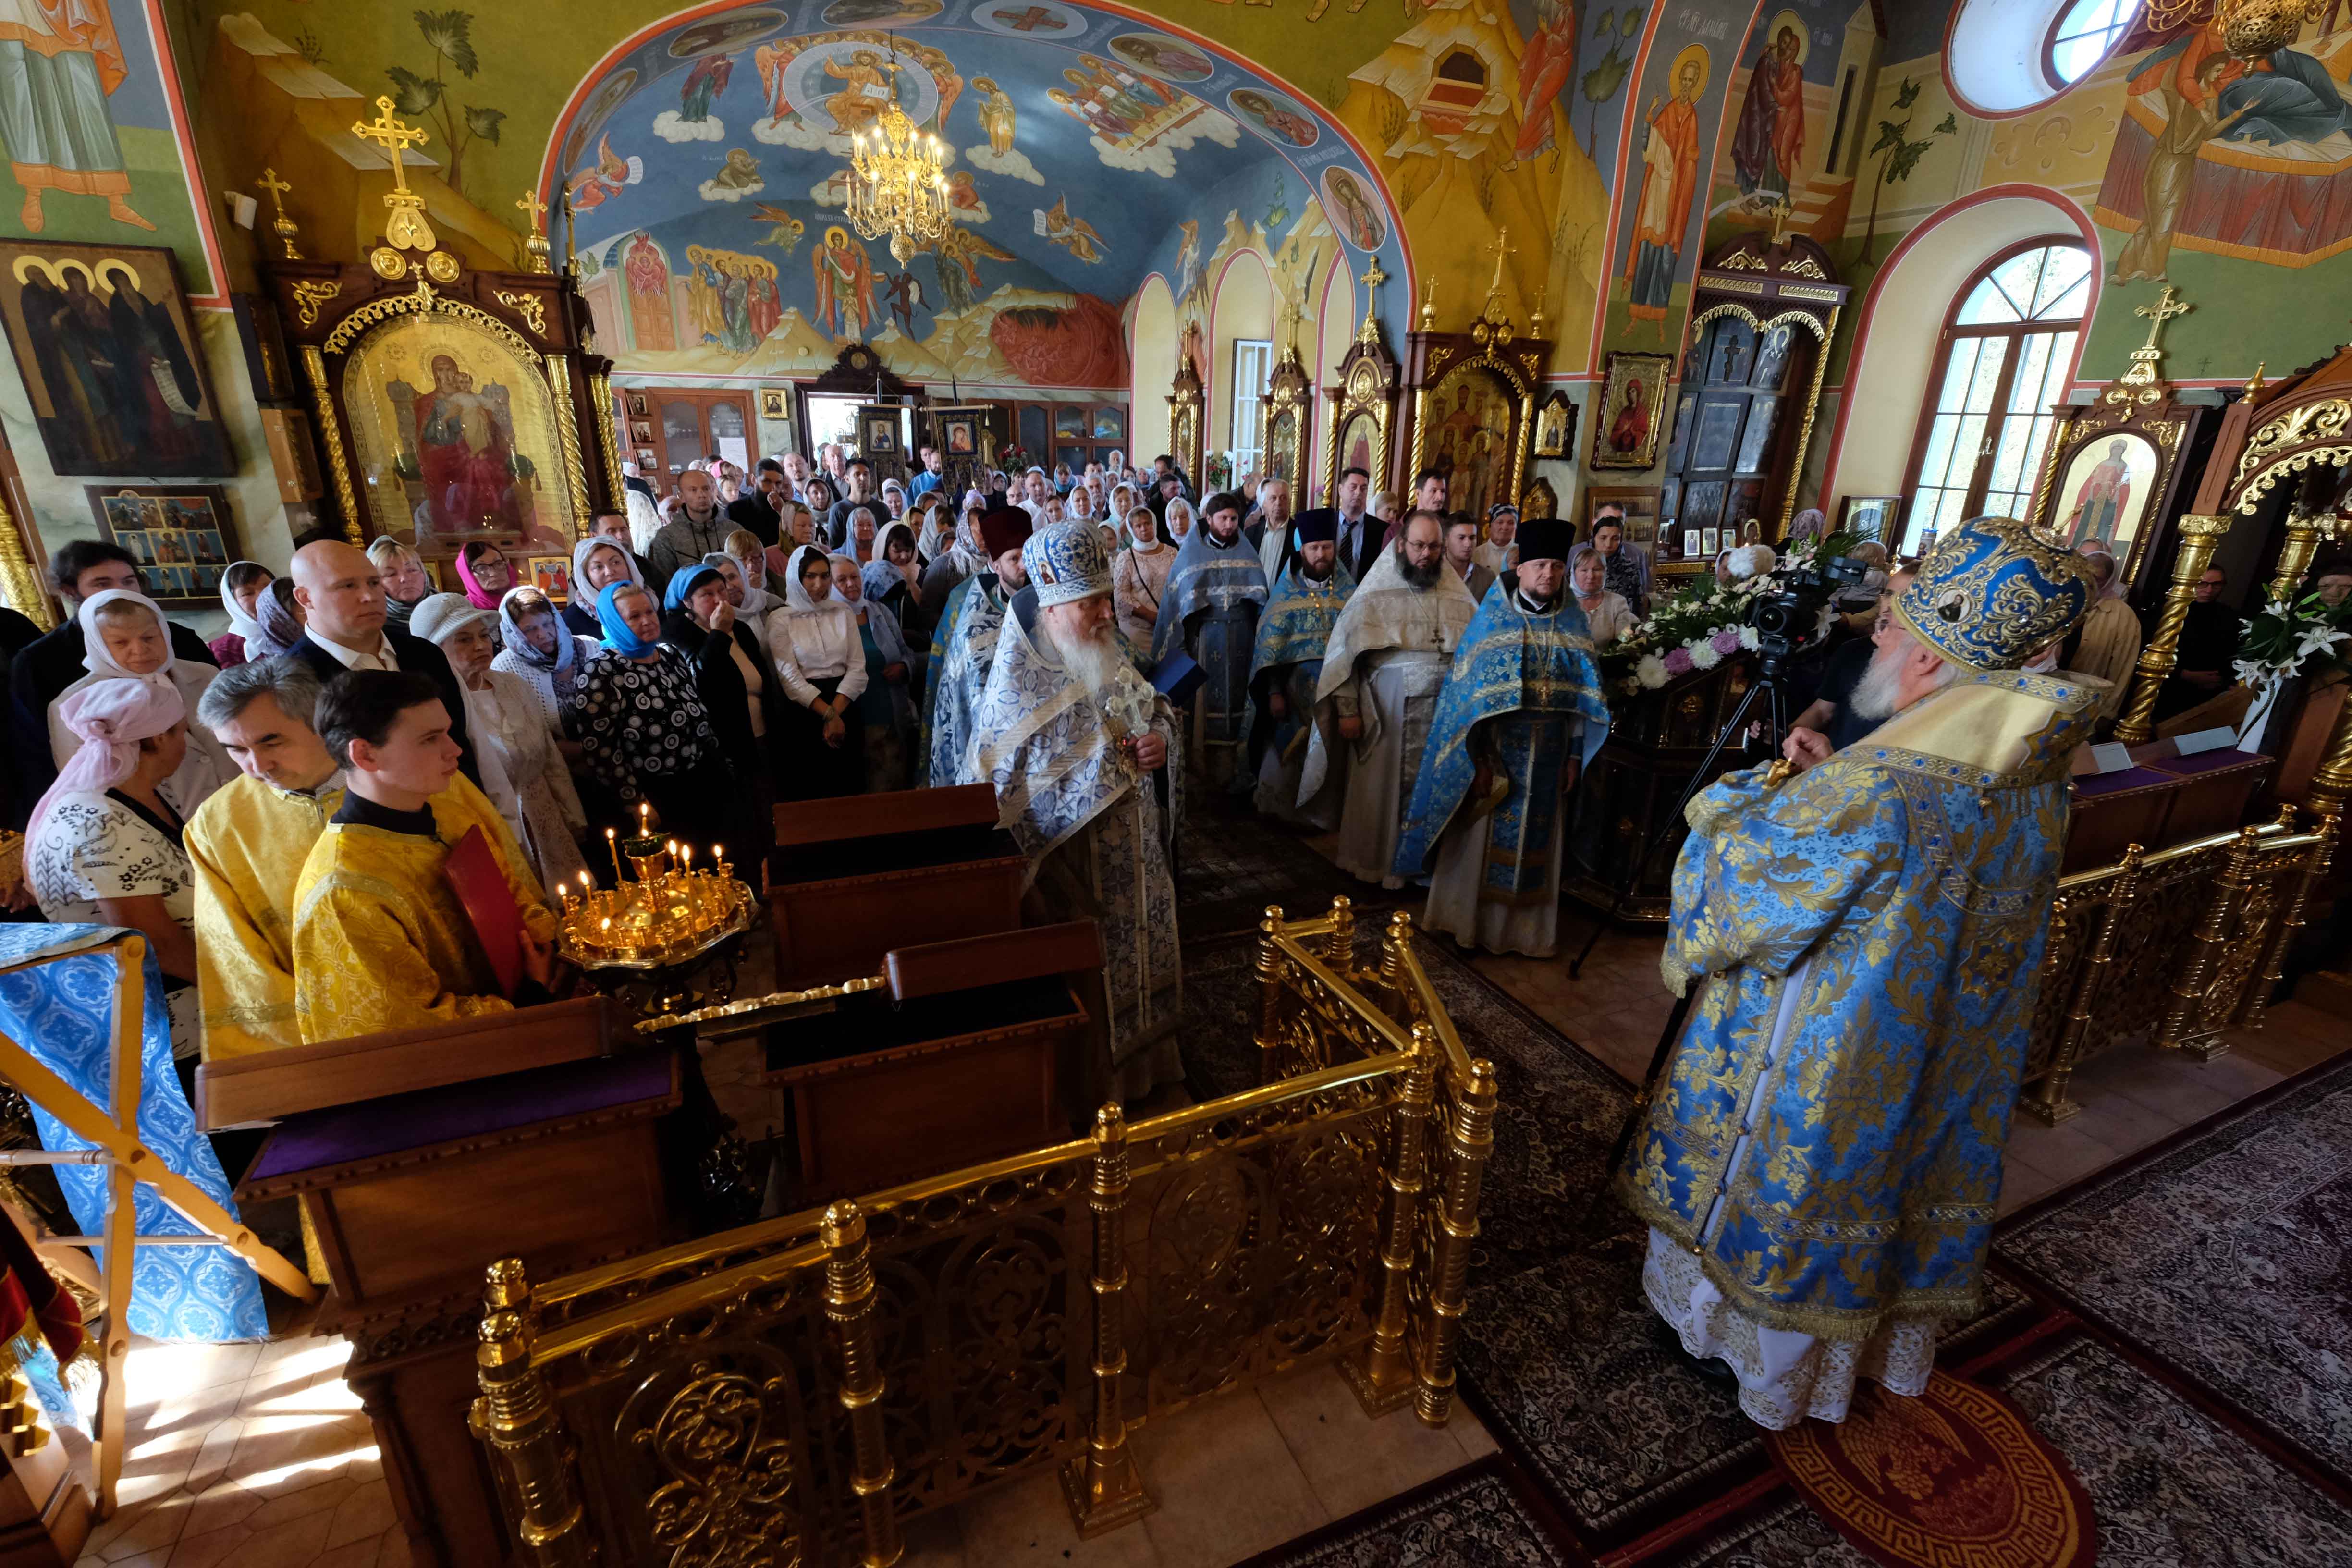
top-left (1484, 226), bottom-right (1516, 300)
top-left (516, 189), bottom-right (552, 274)
top-left (1767, 195), bottom-right (1794, 247)
top-left (353, 98), bottom-right (439, 253)
top-left (1358, 258), bottom-right (1387, 343)
top-left (2135, 284), bottom-right (2190, 352)
top-left (254, 167), bottom-right (301, 260)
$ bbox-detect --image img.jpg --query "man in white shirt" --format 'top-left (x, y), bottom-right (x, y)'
top-left (1020, 468), bottom-right (1055, 525)
top-left (283, 540), bottom-right (478, 780)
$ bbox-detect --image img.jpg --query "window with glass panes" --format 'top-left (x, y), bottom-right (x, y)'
top-left (1230, 339), bottom-right (1273, 478)
top-left (1900, 242), bottom-right (2088, 555)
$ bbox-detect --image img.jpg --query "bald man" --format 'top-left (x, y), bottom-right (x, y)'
top-left (283, 540), bottom-right (478, 781)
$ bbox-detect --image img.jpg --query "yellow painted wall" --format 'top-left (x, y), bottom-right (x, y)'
top-left (1129, 275), bottom-right (1176, 468)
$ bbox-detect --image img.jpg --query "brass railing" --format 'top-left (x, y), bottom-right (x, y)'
top-left (469, 900), bottom-right (1492, 1567)
top-left (2019, 806), bottom-right (2333, 1124)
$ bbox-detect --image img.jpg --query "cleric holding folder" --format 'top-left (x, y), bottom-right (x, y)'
top-left (290, 670), bottom-right (557, 1045)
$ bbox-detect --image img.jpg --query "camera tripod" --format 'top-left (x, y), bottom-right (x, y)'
top-left (1569, 655), bottom-right (1798, 1185)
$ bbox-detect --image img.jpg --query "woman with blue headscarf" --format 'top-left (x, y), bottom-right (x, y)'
top-left (662, 560), bottom-right (785, 858)
top-left (567, 578), bottom-right (740, 855)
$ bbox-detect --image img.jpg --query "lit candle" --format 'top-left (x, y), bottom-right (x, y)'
top-left (606, 828), bottom-right (624, 883)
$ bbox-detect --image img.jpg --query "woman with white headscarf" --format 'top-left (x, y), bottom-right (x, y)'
top-left (1567, 544), bottom-right (1635, 644)
top-left (413, 591), bottom-right (588, 891)
top-left (209, 561), bottom-right (273, 667)
top-left (565, 533), bottom-right (647, 637)
top-left (493, 585), bottom-right (599, 730)
top-left (49, 589), bottom-right (233, 816)
top-left (1161, 495), bottom-right (1197, 545)
top-left (28, 680), bottom-right (203, 1058)
top-left (767, 544), bottom-right (867, 800)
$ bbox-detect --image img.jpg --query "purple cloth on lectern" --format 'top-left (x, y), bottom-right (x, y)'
top-left (245, 1052), bottom-right (674, 1182)
top-left (2070, 766), bottom-right (2175, 798)
top-left (2146, 748), bottom-right (2265, 778)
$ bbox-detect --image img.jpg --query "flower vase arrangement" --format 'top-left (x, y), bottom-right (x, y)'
top-left (2230, 589), bottom-right (2352, 746)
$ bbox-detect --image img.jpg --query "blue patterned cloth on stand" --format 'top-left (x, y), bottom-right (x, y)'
top-left (0, 925), bottom-right (268, 1343)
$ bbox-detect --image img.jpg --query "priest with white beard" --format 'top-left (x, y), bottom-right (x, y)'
top-left (1302, 512), bottom-right (1479, 888)
top-left (975, 521), bottom-right (1185, 1104)
top-left (924, 505), bottom-right (1032, 787)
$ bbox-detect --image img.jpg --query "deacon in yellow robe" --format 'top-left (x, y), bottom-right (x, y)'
top-left (188, 660), bottom-right (346, 1059)
top-left (292, 671), bottom-right (556, 1045)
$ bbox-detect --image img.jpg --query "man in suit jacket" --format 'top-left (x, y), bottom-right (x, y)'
top-left (283, 541), bottom-right (478, 783)
top-left (727, 461), bottom-right (788, 548)
top-left (10, 540), bottom-right (220, 822)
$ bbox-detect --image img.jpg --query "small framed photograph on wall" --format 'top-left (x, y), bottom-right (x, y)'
top-left (87, 485), bottom-right (234, 609)
top-left (1838, 495), bottom-right (1903, 547)
top-left (760, 388), bottom-right (789, 420)
top-left (1584, 485), bottom-right (1659, 545)
top-left (528, 555), bottom-right (573, 601)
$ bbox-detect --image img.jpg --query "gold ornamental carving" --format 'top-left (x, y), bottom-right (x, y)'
top-left (425, 250), bottom-right (462, 283)
top-left (497, 290), bottom-right (549, 337)
top-left (1784, 255), bottom-right (1827, 280)
top-left (300, 344), bottom-right (364, 546)
top-left (254, 167), bottom-right (302, 260)
top-left (368, 247), bottom-right (406, 282)
top-left (323, 286), bottom-right (538, 359)
top-left (2229, 397), bottom-right (2352, 512)
top-left (2107, 285), bottom-right (2189, 407)
top-left (290, 280), bottom-right (341, 329)
top-left (2113, 511), bottom-right (2232, 743)
top-left (588, 369), bottom-right (629, 508)
top-left (543, 354), bottom-right (594, 532)
top-left (1720, 251), bottom-right (1768, 271)
top-left (637, 1369), bottom-right (798, 1562)
top-left (0, 483), bottom-right (54, 631)
top-left (352, 97), bottom-right (437, 254)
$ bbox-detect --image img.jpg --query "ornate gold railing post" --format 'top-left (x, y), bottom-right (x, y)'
top-left (822, 1201), bottom-right (902, 1568)
top-left (2022, 847), bottom-right (2143, 1126)
top-left (1061, 1106), bottom-right (1154, 1536)
top-left (2240, 811), bottom-right (2326, 1030)
top-left (1324, 894), bottom-right (1356, 972)
top-left (1380, 910), bottom-right (1415, 1017)
top-left (1341, 1024), bottom-right (1437, 1416)
top-left (1415, 1058), bottom-right (1496, 1428)
top-left (2266, 506), bottom-right (2327, 604)
top-left (2158, 826), bottom-right (2263, 1057)
top-left (469, 1259), bottom-right (592, 1568)
top-left (2115, 512), bottom-right (2232, 744)
top-left (587, 368), bottom-right (630, 512)
top-left (1254, 906), bottom-right (1286, 1084)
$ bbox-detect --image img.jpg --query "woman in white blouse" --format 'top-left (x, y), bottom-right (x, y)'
top-left (28, 680), bottom-right (203, 1061)
top-left (767, 544), bottom-right (867, 799)
top-left (413, 592), bottom-right (588, 890)
top-left (1567, 544), bottom-right (1636, 645)
top-left (49, 589), bottom-right (233, 818)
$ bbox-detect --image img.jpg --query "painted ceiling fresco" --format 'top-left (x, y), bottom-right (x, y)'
top-left (543, 0), bottom-right (1406, 384)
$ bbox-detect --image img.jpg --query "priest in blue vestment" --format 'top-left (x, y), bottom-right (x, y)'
top-left (1615, 515), bottom-right (2103, 1429)
top-left (1392, 518), bottom-right (1611, 956)
top-left (1152, 491), bottom-right (1268, 788)
top-left (1247, 508), bottom-right (1355, 829)
top-left (923, 505), bottom-right (1031, 787)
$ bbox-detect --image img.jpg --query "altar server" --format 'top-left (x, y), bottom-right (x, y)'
top-left (925, 506), bottom-right (1031, 787)
top-left (1152, 491), bottom-right (1269, 786)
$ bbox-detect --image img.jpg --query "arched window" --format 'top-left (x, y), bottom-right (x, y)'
top-left (2045, 0), bottom-right (2133, 89)
top-left (1900, 241), bottom-right (2089, 553)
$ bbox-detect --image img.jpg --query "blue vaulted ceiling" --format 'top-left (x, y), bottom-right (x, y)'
top-left (551, 0), bottom-right (1406, 320)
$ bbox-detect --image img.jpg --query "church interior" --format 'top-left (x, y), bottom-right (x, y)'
top-left (0, 0), bottom-right (2346, 1563)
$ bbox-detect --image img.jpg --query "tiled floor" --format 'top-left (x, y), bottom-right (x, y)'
top-left (65, 907), bottom-right (2348, 1568)
top-left (67, 1325), bottom-right (403, 1568)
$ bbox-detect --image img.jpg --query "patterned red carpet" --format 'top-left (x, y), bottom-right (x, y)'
top-left (1767, 1371), bottom-right (2095, 1568)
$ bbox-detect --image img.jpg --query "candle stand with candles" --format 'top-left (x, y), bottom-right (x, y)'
top-left (556, 831), bottom-right (761, 1018)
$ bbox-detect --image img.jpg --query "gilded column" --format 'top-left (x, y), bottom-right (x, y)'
top-left (542, 355), bottom-right (594, 539)
top-left (0, 483), bottom-right (53, 630)
top-left (587, 370), bottom-right (628, 514)
top-left (1341, 1024), bottom-right (1436, 1416)
top-left (468, 1260), bottom-right (592, 1568)
top-left (2158, 826), bottom-right (2263, 1058)
top-left (2021, 847), bottom-right (2142, 1126)
top-left (1060, 1106), bottom-right (1154, 1536)
top-left (1380, 910), bottom-right (1415, 1021)
top-left (1415, 1058), bottom-right (1495, 1428)
top-left (2239, 810), bottom-right (2325, 1031)
top-left (1254, 906), bottom-right (1286, 1085)
top-left (2266, 506), bottom-right (2328, 604)
top-left (2114, 512), bottom-right (2233, 745)
top-left (822, 1201), bottom-right (902, 1568)
top-left (1324, 894), bottom-right (1355, 972)
top-left (302, 345), bottom-right (365, 546)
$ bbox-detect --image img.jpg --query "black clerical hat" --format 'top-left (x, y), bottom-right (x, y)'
top-left (1291, 508), bottom-right (1338, 545)
top-left (1518, 516), bottom-right (1574, 563)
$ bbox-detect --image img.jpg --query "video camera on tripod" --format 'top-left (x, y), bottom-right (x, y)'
top-left (1744, 553), bottom-right (1873, 672)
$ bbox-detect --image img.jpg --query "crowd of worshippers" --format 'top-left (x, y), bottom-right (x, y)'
top-left (4, 433), bottom-right (2316, 1127)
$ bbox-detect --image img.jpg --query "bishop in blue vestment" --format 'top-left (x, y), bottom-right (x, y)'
top-left (1392, 518), bottom-right (1611, 955)
top-left (1616, 515), bottom-right (2103, 1429)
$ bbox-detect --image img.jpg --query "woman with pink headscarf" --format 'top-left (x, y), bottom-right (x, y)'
top-left (26, 681), bottom-right (202, 1060)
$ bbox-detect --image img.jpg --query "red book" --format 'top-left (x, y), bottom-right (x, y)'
top-left (443, 825), bottom-right (524, 999)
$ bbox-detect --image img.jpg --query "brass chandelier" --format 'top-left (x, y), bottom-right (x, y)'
top-left (845, 58), bottom-right (951, 265)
